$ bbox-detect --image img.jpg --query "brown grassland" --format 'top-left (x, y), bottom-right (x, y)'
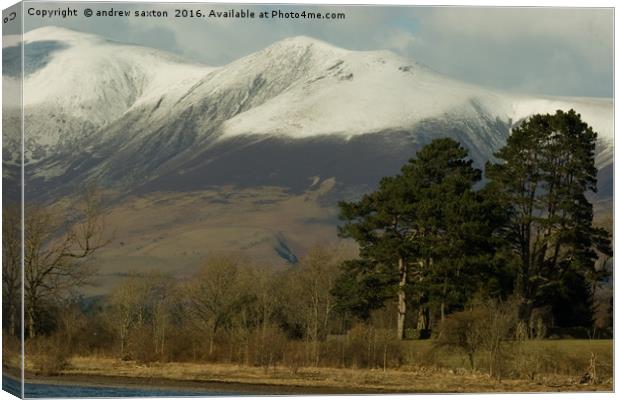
top-left (7, 339), bottom-right (612, 394)
top-left (81, 184), bottom-right (341, 295)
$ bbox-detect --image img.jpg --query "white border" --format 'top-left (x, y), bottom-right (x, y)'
top-left (0, 1), bottom-right (616, 400)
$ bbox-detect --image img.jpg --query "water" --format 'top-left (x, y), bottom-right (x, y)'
top-left (2, 375), bottom-right (20, 397)
top-left (3, 375), bottom-right (239, 398)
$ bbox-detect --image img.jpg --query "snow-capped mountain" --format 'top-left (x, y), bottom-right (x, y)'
top-left (3, 27), bottom-right (613, 204)
top-left (3, 27), bottom-right (211, 163)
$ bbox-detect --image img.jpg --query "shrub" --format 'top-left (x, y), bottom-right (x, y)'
top-left (250, 324), bottom-right (287, 368)
top-left (126, 324), bottom-right (159, 364)
top-left (27, 334), bottom-right (69, 376)
top-left (434, 309), bottom-right (487, 370)
top-left (435, 298), bottom-right (519, 379)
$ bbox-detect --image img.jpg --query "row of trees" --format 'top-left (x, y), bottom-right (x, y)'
top-left (26, 248), bottom-right (359, 369)
top-left (107, 248), bottom-right (349, 366)
top-left (335, 110), bottom-right (612, 339)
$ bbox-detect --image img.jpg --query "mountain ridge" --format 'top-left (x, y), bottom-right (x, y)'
top-left (2, 27), bottom-right (613, 205)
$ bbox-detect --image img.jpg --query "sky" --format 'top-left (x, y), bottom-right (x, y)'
top-left (21, 3), bottom-right (614, 98)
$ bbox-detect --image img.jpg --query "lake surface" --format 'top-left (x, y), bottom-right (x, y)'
top-left (3, 375), bottom-right (239, 398)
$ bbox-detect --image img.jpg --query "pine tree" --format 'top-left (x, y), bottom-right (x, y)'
top-left (336, 138), bottom-right (489, 339)
top-left (485, 109), bottom-right (612, 324)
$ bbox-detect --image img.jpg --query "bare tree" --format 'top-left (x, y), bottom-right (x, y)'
top-left (104, 273), bottom-right (173, 360)
top-left (24, 187), bottom-right (108, 338)
top-left (483, 298), bottom-right (519, 380)
top-left (150, 274), bottom-right (176, 360)
top-left (239, 263), bottom-right (282, 366)
top-left (184, 255), bottom-right (251, 357)
top-left (287, 245), bottom-right (343, 366)
top-left (434, 308), bottom-right (487, 370)
top-left (2, 205), bottom-right (21, 336)
top-left (107, 275), bottom-right (150, 357)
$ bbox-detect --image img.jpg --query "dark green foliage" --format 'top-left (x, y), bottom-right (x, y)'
top-left (335, 138), bottom-right (503, 335)
top-left (332, 259), bottom-right (396, 320)
top-left (486, 109), bottom-right (612, 323)
top-left (544, 269), bottom-right (594, 328)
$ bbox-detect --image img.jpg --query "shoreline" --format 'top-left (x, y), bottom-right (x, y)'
top-left (22, 373), bottom-right (386, 395)
top-left (8, 356), bottom-right (612, 395)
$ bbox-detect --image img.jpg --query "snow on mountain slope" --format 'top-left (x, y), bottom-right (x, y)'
top-left (218, 37), bottom-right (612, 167)
top-left (220, 40), bottom-right (506, 140)
top-left (18, 27), bottom-right (213, 155)
top-left (23, 27), bottom-right (211, 116)
top-left (153, 36), bottom-right (353, 138)
top-left (16, 28), bottom-right (613, 156)
top-left (5, 28), bottom-right (613, 200)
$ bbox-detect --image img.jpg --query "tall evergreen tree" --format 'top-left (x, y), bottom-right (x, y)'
top-left (486, 109), bottom-right (612, 324)
top-left (336, 138), bottom-right (490, 339)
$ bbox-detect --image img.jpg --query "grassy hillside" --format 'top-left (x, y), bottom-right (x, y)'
top-left (68, 180), bottom-right (350, 294)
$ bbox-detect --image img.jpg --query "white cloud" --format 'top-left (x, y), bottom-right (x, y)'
top-left (402, 7), bottom-right (613, 97)
top-left (20, 4), bottom-right (612, 97)
top-left (384, 30), bottom-right (418, 53)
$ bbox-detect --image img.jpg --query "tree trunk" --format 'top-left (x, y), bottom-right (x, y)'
top-left (383, 342), bottom-right (388, 372)
top-left (468, 352), bottom-right (475, 370)
top-left (440, 301), bottom-right (446, 323)
top-left (27, 307), bottom-right (36, 339)
top-left (417, 305), bottom-right (429, 332)
top-left (9, 307), bottom-right (16, 337)
top-left (518, 298), bottom-right (534, 327)
top-left (313, 307), bottom-right (320, 366)
top-left (397, 257), bottom-right (407, 340)
top-left (440, 275), bottom-right (448, 323)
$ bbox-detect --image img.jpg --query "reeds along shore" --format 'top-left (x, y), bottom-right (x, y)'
top-left (4, 341), bottom-right (613, 394)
